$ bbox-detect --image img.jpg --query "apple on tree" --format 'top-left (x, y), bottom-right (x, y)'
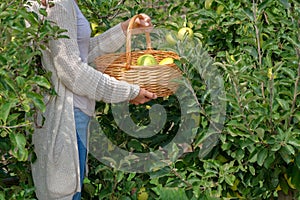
top-left (177, 27), bottom-right (194, 41)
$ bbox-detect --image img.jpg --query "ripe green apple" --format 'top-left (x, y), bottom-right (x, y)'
top-left (159, 57), bottom-right (174, 65)
top-left (137, 187), bottom-right (149, 200)
top-left (177, 27), bottom-right (194, 41)
top-left (137, 54), bottom-right (157, 66)
top-left (165, 33), bottom-right (177, 45)
top-left (205, 0), bottom-right (214, 9)
top-left (91, 22), bottom-right (98, 32)
top-left (216, 5), bottom-right (224, 15)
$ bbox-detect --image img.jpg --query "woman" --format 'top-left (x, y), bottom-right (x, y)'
top-left (29, 0), bottom-right (157, 199)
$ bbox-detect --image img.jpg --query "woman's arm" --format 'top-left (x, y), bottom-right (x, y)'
top-left (88, 14), bottom-right (152, 64)
top-left (87, 24), bottom-right (126, 65)
top-left (44, 1), bottom-right (156, 104)
top-left (44, 1), bottom-right (139, 103)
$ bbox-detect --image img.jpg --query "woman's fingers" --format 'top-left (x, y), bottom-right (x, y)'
top-left (143, 90), bottom-right (157, 100)
top-left (134, 14), bottom-right (152, 28)
top-left (129, 88), bottom-right (157, 105)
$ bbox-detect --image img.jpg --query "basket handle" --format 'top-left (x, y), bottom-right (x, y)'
top-left (126, 14), bottom-right (152, 69)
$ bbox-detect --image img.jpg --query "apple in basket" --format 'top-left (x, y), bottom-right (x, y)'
top-left (136, 54), bottom-right (175, 66)
top-left (136, 54), bottom-right (158, 66)
top-left (159, 57), bottom-right (174, 65)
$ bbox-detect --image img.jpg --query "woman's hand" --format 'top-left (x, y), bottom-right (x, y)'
top-left (131, 13), bottom-right (152, 29)
top-left (121, 13), bottom-right (152, 34)
top-left (122, 14), bottom-right (156, 105)
top-left (129, 88), bottom-right (157, 105)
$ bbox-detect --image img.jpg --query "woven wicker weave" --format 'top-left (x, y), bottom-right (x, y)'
top-left (94, 15), bottom-right (182, 97)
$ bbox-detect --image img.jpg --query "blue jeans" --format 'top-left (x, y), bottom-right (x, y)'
top-left (73, 108), bottom-right (90, 200)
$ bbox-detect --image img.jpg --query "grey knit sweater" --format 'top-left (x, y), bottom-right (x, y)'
top-left (29, 0), bottom-right (140, 199)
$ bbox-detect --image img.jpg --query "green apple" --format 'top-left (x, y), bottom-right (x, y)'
top-left (177, 27), bottom-right (194, 41)
top-left (137, 54), bottom-right (157, 66)
top-left (159, 57), bottom-right (174, 65)
top-left (216, 5), bottom-right (224, 15)
top-left (205, 0), bottom-right (214, 9)
top-left (90, 22), bottom-right (98, 32)
top-left (137, 187), bottom-right (149, 200)
top-left (165, 33), bottom-right (177, 45)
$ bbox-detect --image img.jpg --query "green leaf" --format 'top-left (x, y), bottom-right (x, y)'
top-left (249, 165), bottom-right (255, 175)
top-left (264, 151), bottom-right (275, 169)
top-left (116, 171), bottom-right (124, 183)
top-left (157, 187), bottom-right (189, 200)
top-left (243, 46), bottom-right (258, 59)
top-left (0, 102), bottom-right (12, 123)
top-left (293, 112), bottom-right (300, 122)
top-left (2, 78), bottom-right (16, 92)
top-left (270, 143), bottom-right (281, 152)
top-left (295, 153), bottom-right (300, 169)
top-left (0, 192), bottom-right (5, 200)
top-left (255, 128), bottom-right (265, 140)
top-left (290, 165), bottom-right (300, 190)
top-left (149, 167), bottom-right (171, 179)
top-left (257, 148), bottom-right (268, 166)
top-left (226, 120), bottom-right (248, 134)
top-left (127, 139), bottom-right (143, 152)
top-left (0, 6), bottom-right (11, 15)
top-left (127, 172), bottom-right (136, 181)
top-left (282, 36), bottom-right (300, 49)
top-left (16, 76), bottom-right (26, 88)
top-left (284, 144), bottom-right (295, 155)
top-left (276, 98), bottom-right (290, 110)
top-left (287, 139), bottom-right (300, 148)
top-left (258, 0), bottom-right (273, 13)
top-left (249, 150), bottom-right (258, 163)
top-left (21, 99), bottom-right (31, 112)
top-left (279, 67), bottom-right (296, 79)
top-left (7, 113), bottom-right (21, 124)
top-left (170, 143), bottom-right (179, 162)
top-left (232, 149), bottom-right (244, 162)
top-left (26, 92), bottom-right (46, 112)
top-left (279, 0), bottom-right (290, 9)
top-left (279, 176), bottom-right (289, 195)
top-left (31, 75), bottom-right (51, 89)
top-left (9, 133), bottom-right (28, 161)
top-left (279, 145), bottom-right (294, 164)
top-left (242, 8), bottom-right (254, 21)
top-left (83, 182), bottom-right (96, 197)
top-left (224, 174), bottom-right (236, 186)
top-left (38, 8), bottom-right (48, 17)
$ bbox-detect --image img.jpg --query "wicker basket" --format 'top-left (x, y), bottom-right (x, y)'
top-left (94, 14), bottom-right (182, 97)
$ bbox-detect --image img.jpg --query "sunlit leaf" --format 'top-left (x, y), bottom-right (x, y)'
top-left (31, 75), bottom-right (51, 89)
top-left (9, 133), bottom-right (28, 161)
top-left (0, 102), bottom-right (12, 123)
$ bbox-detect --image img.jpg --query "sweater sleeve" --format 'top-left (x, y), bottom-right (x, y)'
top-left (45, 1), bottom-right (139, 103)
top-left (87, 23), bottom-right (126, 64)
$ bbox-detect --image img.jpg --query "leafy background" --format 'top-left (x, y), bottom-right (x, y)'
top-left (0, 0), bottom-right (299, 199)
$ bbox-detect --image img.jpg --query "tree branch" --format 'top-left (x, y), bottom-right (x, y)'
top-left (289, 48), bottom-right (300, 126)
top-left (0, 122), bottom-right (32, 130)
top-left (252, 0), bottom-right (262, 68)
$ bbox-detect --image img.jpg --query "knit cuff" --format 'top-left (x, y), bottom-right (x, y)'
top-left (130, 84), bottom-right (140, 100)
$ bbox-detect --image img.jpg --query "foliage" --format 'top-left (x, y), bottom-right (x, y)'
top-left (0, 0), bottom-right (65, 199)
top-left (81, 0), bottom-right (300, 199)
top-left (1, 0), bottom-right (300, 199)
